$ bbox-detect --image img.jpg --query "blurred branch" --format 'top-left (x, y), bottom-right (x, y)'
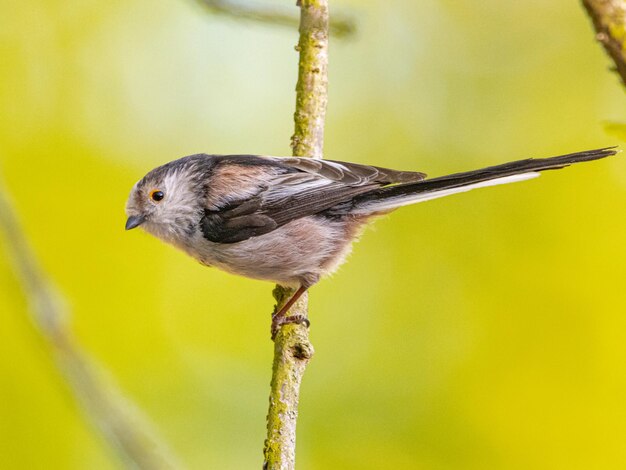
top-left (582, 0), bottom-right (626, 87)
top-left (263, 0), bottom-right (329, 468)
top-left (195, 0), bottom-right (355, 37)
top-left (0, 180), bottom-right (178, 470)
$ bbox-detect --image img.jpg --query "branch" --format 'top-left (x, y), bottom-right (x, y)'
top-left (263, 1), bottom-right (329, 468)
top-left (582, 0), bottom-right (626, 86)
top-left (0, 178), bottom-right (178, 470)
top-left (196, 0), bottom-right (355, 38)
top-left (290, 0), bottom-right (329, 160)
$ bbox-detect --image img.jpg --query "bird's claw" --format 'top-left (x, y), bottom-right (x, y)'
top-left (271, 314), bottom-right (310, 340)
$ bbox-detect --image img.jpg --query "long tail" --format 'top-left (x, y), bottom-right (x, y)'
top-left (348, 147), bottom-right (617, 214)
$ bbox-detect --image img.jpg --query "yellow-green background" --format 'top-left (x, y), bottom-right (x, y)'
top-left (2, 0), bottom-right (626, 468)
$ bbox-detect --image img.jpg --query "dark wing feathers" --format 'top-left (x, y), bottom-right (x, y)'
top-left (201, 156), bottom-right (425, 243)
top-left (263, 182), bottom-right (380, 226)
top-left (202, 213), bottom-right (278, 244)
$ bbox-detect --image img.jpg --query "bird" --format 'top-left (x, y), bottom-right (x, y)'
top-left (125, 147), bottom-right (616, 337)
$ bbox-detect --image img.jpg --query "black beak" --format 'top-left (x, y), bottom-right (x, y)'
top-left (125, 215), bottom-right (145, 230)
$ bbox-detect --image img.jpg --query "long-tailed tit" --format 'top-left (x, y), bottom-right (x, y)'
top-left (125, 147), bottom-right (616, 336)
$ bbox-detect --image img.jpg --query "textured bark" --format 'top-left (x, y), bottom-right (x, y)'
top-left (291, 0), bottom-right (330, 160)
top-left (263, 1), bottom-right (329, 469)
top-left (263, 288), bottom-right (314, 470)
top-left (583, 0), bottom-right (626, 86)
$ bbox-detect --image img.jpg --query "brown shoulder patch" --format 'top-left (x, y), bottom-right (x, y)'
top-left (205, 162), bottom-right (281, 210)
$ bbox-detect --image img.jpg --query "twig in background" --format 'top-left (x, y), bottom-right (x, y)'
top-left (0, 178), bottom-right (179, 470)
top-left (195, 0), bottom-right (355, 37)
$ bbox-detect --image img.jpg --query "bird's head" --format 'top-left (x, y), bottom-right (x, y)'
top-left (125, 156), bottom-right (210, 242)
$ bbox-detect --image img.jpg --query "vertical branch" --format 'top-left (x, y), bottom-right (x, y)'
top-left (291, 0), bottom-right (329, 159)
top-left (263, 1), bottom-right (329, 469)
top-left (582, 0), bottom-right (626, 86)
top-left (0, 181), bottom-right (178, 469)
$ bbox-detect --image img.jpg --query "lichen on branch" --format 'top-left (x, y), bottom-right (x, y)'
top-left (291, 0), bottom-right (330, 159)
top-left (263, 288), bottom-right (313, 469)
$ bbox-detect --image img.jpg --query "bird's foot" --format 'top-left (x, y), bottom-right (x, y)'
top-left (270, 285), bottom-right (309, 340)
top-left (271, 314), bottom-right (310, 340)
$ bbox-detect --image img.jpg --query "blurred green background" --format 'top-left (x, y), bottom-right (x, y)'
top-left (2, 0), bottom-right (626, 468)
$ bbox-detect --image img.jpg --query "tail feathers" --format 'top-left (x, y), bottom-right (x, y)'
top-left (349, 147), bottom-right (617, 214)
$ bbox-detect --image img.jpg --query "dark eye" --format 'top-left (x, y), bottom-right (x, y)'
top-left (150, 189), bottom-right (164, 202)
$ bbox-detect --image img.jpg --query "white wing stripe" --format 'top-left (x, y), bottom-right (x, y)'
top-left (353, 172), bottom-right (540, 213)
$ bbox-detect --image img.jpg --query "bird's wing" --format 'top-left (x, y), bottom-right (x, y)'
top-left (201, 155), bottom-right (426, 244)
top-left (274, 156), bottom-right (426, 185)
